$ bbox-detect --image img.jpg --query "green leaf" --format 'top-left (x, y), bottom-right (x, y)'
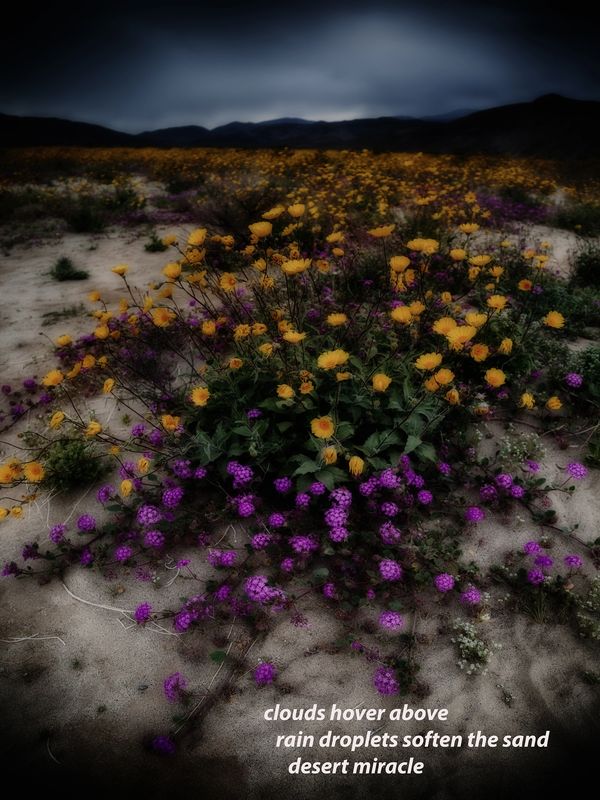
top-left (209, 650), bottom-right (228, 664)
top-left (315, 466), bottom-right (347, 489)
top-left (293, 460), bottom-right (320, 476)
top-left (312, 567), bottom-right (330, 581)
top-left (403, 434), bottom-right (422, 455)
top-left (335, 421), bottom-right (355, 441)
top-left (416, 442), bottom-right (437, 462)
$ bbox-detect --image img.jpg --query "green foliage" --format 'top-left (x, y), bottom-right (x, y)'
top-left (552, 202), bottom-right (600, 237)
top-left (49, 256), bottom-right (89, 281)
top-left (42, 304), bottom-right (86, 325)
top-left (572, 242), bottom-right (600, 288)
top-left (144, 231), bottom-right (169, 252)
top-left (43, 438), bottom-right (108, 493)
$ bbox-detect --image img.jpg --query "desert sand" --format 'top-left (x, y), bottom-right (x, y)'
top-left (0, 222), bottom-right (598, 799)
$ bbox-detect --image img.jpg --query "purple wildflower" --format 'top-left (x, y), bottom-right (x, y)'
top-left (144, 530), bottom-right (165, 549)
top-left (434, 573), bottom-right (455, 593)
top-left (564, 554), bottom-right (583, 569)
top-left (329, 526), bottom-right (349, 542)
top-left (564, 372), bottom-right (583, 388)
top-left (379, 610), bottom-right (404, 630)
top-left (495, 473), bottom-right (513, 489)
top-left (96, 485), bottom-right (114, 504)
top-left (324, 506), bottom-right (347, 527)
top-left (566, 462), bottom-right (588, 480)
top-left (523, 541), bottom-right (542, 555)
top-left (251, 533), bottom-right (272, 550)
top-left (465, 506), bottom-right (485, 523)
top-left (295, 492), bottom-right (311, 509)
top-left (290, 535), bottom-right (318, 554)
top-left (77, 514), bottom-right (96, 532)
top-left (380, 501), bottom-right (399, 517)
top-left (273, 477), bottom-right (292, 494)
top-left (373, 666), bottom-right (399, 695)
top-left (379, 521), bottom-right (401, 544)
top-left (268, 512), bottom-right (286, 528)
top-left (163, 672), bottom-right (188, 703)
top-left (137, 505), bottom-right (162, 526)
top-left (527, 569), bottom-right (545, 585)
top-left (417, 490), bottom-right (433, 505)
top-left (379, 559), bottom-right (403, 581)
top-left (460, 586), bottom-right (482, 605)
top-left (115, 545), bottom-right (133, 562)
top-left (163, 486), bottom-right (184, 508)
top-left (254, 662), bottom-right (277, 685)
top-left (134, 602), bottom-right (152, 624)
top-left (151, 736), bottom-right (176, 755)
top-left (49, 523), bottom-right (67, 543)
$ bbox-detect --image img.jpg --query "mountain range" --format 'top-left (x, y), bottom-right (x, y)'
top-left (1, 95), bottom-right (599, 157)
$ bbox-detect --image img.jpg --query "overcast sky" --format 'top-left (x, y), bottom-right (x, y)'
top-left (1, 0), bottom-right (598, 131)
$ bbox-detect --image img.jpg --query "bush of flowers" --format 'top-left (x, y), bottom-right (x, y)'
top-left (1, 185), bottom-right (599, 747)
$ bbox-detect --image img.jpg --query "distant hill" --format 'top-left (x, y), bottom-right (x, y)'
top-left (1, 95), bottom-right (599, 157)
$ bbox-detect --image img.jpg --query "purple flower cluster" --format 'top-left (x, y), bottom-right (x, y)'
top-left (77, 514), bottom-right (96, 532)
top-left (96, 484), bottom-right (115, 504)
top-left (163, 486), bottom-right (184, 508)
top-left (434, 573), bottom-right (455, 593)
top-left (566, 462), bottom-right (588, 480)
top-left (274, 477), bottom-right (292, 494)
top-left (137, 504), bottom-right (163, 526)
top-left (144, 530), bottom-right (165, 548)
top-left (49, 523), bottom-right (67, 543)
top-left (254, 662), bottom-right (277, 685)
top-left (227, 460), bottom-right (254, 488)
top-left (207, 549), bottom-right (237, 567)
top-left (379, 559), bottom-right (402, 582)
top-left (373, 666), bottom-right (399, 695)
top-left (163, 672), bottom-right (187, 703)
top-left (465, 506), bottom-right (485, 523)
top-left (236, 494), bottom-right (256, 517)
top-left (379, 521), bottom-right (401, 544)
top-left (134, 602), bottom-right (152, 623)
top-left (379, 610), bottom-right (404, 630)
top-left (460, 586), bottom-right (482, 605)
top-left (564, 372), bottom-right (583, 388)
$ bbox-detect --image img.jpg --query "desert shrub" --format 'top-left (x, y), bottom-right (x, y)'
top-left (572, 242), bottom-right (600, 288)
top-left (49, 256), bottom-right (89, 281)
top-left (61, 198), bottom-right (108, 233)
top-left (144, 231), bottom-right (169, 252)
top-left (552, 202), bottom-right (600, 237)
top-left (42, 438), bottom-right (108, 493)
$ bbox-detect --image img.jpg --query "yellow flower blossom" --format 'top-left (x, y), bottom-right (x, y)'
top-left (348, 456), bottom-right (365, 476)
top-left (485, 368), bottom-right (506, 387)
top-left (414, 353), bottom-right (443, 371)
top-left (191, 387), bottom-right (210, 406)
top-left (543, 311), bottom-right (565, 329)
top-left (23, 462), bottom-right (45, 482)
top-left (372, 373), bottom-right (392, 392)
top-left (317, 349), bottom-right (349, 370)
top-left (311, 416), bottom-right (335, 439)
top-left (277, 384), bottom-right (295, 399)
top-left (326, 313), bottom-right (348, 326)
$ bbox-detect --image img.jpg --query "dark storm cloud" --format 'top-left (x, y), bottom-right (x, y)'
top-left (1, 0), bottom-right (598, 130)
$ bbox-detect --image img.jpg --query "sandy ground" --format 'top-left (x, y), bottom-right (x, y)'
top-left (0, 224), bottom-right (599, 799)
